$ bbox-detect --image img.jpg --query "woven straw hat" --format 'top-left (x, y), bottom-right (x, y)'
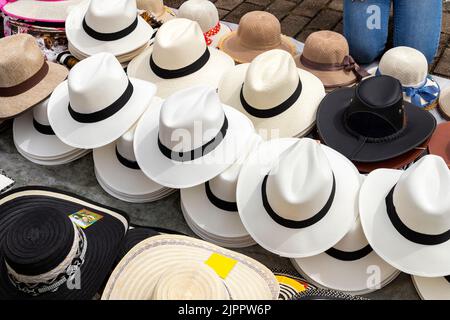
top-left (101, 234), bottom-right (279, 300)
top-left (439, 86), bottom-right (450, 119)
top-left (295, 31), bottom-right (368, 90)
top-left (136, 0), bottom-right (175, 23)
top-left (218, 11), bottom-right (297, 64)
top-left (0, 34), bottom-right (68, 120)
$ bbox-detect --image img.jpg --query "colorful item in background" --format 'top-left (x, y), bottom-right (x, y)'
top-left (273, 271), bottom-right (315, 300)
top-left (204, 22), bottom-right (220, 46)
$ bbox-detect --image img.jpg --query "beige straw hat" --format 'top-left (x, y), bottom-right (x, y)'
top-left (0, 34), bottom-right (68, 120)
top-left (218, 11), bottom-right (297, 64)
top-left (136, 0), bottom-right (175, 23)
top-left (102, 234), bottom-right (279, 300)
top-left (295, 31), bottom-right (369, 91)
top-left (439, 86), bottom-right (450, 120)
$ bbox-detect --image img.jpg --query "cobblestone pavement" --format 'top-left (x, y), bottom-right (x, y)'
top-left (166, 0), bottom-right (450, 77)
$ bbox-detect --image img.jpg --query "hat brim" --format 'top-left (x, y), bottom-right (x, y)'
top-left (438, 87), bottom-right (450, 119)
top-left (218, 31), bottom-right (297, 64)
top-left (65, 3), bottom-right (153, 57)
top-left (0, 186), bottom-right (128, 300)
top-left (428, 123), bottom-right (450, 168)
top-left (127, 46), bottom-right (234, 98)
top-left (237, 138), bottom-right (361, 258)
top-left (209, 23), bottom-right (232, 48)
top-left (360, 169), bottom-right (450, 277)
top-left (102, 234), bottom-right (279, 300)
top-left (295, 55), bottom-right (358, 90)
top-left (15, 144), bottom-right (90, 165)
top-left (317, 87), bottom-right (437, 163)
top-left (48, 77), bottom-right (155, 149)
top-left (412, 275), bottom-right (450, 300)
top-left (218, 64), bottom-right (325, 139)
top-left (134, 101), bottom-right (255, 189)
top-left (13, 110), bottom-right (80, 159)
top-left (291, 250), bottom-right (400, 295)
top-left (0, 62), bottom-right (68, 120)
top-left (2, 0), bottom-right (83, 22)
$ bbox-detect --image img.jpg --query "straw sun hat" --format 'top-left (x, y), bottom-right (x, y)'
top-left (0, 34), bottom-right (68, 120)
top-left (136, 0), bottom-right (175, 23)
top-left (102, 234), bottom-right (279, 300)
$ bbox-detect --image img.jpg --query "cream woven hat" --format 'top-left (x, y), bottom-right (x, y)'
top-left (1, 0), bottom-right (84, 22)
top-left (0, 34), bottom-right (68, 120)
top-left (439, 86), bottom-right (450, 120)
top-left (219, 49), bottom-right (325, 139)
top-left (127, 18), bottom-right (234, 98)
top-left (101, 234), bottom-right (279, 300)
top-left (136, 0), bottom-right (175, 23)
top-left (237, 138), bottom-right (361, 258)
top-left (291, 214), bottom-right (400, 295)
top-left (134, 85), bottom-right (254, 189)
top-left (219, 11), bottom-right (297, 64)
top-left (374, 46), bottom-right (440, 110)
top-left (65, 0), bottom-right (154, 57)
top-left (412, 275), bottom-right (450, 300)
top-left (360, 155), bottom-right (450, 277)
top-left (178, 0), bottom-right (231, 48)
top-left (48, 52), bottom-right (156, 149)
top-left (180, 134), bottom-right (261, 248)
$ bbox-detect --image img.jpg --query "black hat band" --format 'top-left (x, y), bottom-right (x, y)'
top-left (205, 181), bottom-right (238, 212)
top-left (325, 244), bottom-right (373, 261)
top-left (83, 17), bottom-right (138, 41)
top-left (33, 118), bottom-right (55, 135)
top-left (150, 48), bottom-right (210, 79)
top-left (115, 147), bottom-right (140, 170)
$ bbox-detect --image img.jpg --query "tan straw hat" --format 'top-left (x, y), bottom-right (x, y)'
top-left (102, 234), bottom-right (279, 300)
top-left (136, 0), bottom-right (175, 23)
top-left (218, 11), bottom-right (297, 64)
top-left (0, 34), bottom-right (68, 120)
top-left (295, 31), bottom-right (369, 90)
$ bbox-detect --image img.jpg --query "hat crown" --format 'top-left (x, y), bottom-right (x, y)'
top-left (159, 86), bottom-right (224, 153)
top-left (178, 0), bottom-right (219, 32)
top-left (33, 99), bottom-right (51, 126)
top-left (153, 18), bottom-right (207, 70)
top-left (84, 0), bottom-right (138, 34)
top-left (379, 47), bottom-right (428, 87)
top-left (345, 76), bottom-right (405, 139)
top-left (243, 50), bottom-right (299, 109)
top-left (333, 218), bottom-right (369, 252)
top-left (68, 53), bottom-right (129, 114)
top-left (117, 125), bottom-right (138, 162)
top-left (0, 34), bottom-right (45, 88)
top-left (137, 0), bottom-right (165, 16)
top-left (303, 31), bottom-right (350, 64)
top-left (237, 11), bottom-right (282, 50)
top-left (3, 208), bottom-right (75, 277)
top-left (393, 156), bottom-right (450, 234)
top-left (266, 139), bottom-right (334, 222)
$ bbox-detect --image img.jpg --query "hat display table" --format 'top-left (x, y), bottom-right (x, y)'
top-left (0, 20), bottom-right (449, 301)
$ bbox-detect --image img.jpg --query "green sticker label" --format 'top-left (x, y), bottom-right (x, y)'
top-left (69, 209), bottom-right (103, 229)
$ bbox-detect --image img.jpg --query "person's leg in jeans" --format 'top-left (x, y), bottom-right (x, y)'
top-left (393, 0), bottom-right (442, 64)
top-left (344, 0), bottom-right (391, 64)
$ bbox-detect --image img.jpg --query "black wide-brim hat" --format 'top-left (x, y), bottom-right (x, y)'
top-left (0, 187), bottom-right (129, 300)
top-left (317, 76), bottom-right (436, 163)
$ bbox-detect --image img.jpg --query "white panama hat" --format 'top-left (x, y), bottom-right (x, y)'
top-left (180, 134), bottom-right (262, 248)
top-left (48, 52), bottom-right (156, 149)
top-left (237, 138), bottom-right (361, 258)
top-left (412, 275), bottom-right (450, 300)
top-left (127, 18), bottom-right (234, 98)
top-left (373, 46), bottom-right (440, 110)
top-left (134, 85), bottom-right (254, 189)
top-left (360, 155), bottom-right (450, 277)
top-left (291, 214), bottom-right (400, 295)
top-left (65, 0), bottom-right (154, 57)
top-left (218, 49), bottom-right (325, 139)
top-left (136, 0), bottom-right (175, 23)
top-left (93, 97), bottom-right (173, 203)
top-left (101, 234), bottom-right (279, 300)
top-left (178, 0), bottom-right (231, 48)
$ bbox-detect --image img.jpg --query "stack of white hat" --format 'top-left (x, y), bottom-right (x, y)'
top-left (65, 0), bottom-right (154, 67)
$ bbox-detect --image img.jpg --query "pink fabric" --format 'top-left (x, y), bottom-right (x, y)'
top-left (1, 0), bottom-right (68, 23)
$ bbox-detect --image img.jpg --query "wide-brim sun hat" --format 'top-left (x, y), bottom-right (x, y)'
top-left (317, 75), bottom-right (436, 163)
top-left (237, 138), bottom-right (361, 258)
top-left (65, 0), bottom-right (154, 57)
top-left (127, 18), bottom-right (234, 99)
top-left (0, 34), bottom-right (68, 120)
top-left (218, 49), bottom-right (325, 139)
top-left (428, 122), bottom-right (450, 168)
top-left (134, 86), bottom-right (254, 189)
top-left (412, 275), bottom-right (450, 300)
top-left (48, 52), bottom-right (156, 149)
top-left (0, 186), bottom-right (129, 300)
top-left (102, 234), bottom-right (279, 300)
top-left (360, 155), bottom-right (450, 277)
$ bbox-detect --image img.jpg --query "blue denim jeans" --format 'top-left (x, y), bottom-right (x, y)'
top-left (344, 0), bottom-right (442, 64)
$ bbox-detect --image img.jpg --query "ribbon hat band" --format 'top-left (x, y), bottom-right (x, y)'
top-left (300, 55), bottom-right (369, 81)
top-left (205, 181), bottom-right (238, 212)
top-left (33, 118), bottom-right (55, 136)
top-left (82, 17), bottom-right (138, 42)
top-left (325, 245), bottom-right (373, 261)
top-left (0, 62), bottom-right (49, 97)
top-left (115, 146), bottom-right (140, 170)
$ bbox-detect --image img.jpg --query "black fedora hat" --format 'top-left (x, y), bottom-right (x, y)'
top-left (0, 187), bottom-right (129, 300)
top-left (317, 75), bottom-right (436, 162)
